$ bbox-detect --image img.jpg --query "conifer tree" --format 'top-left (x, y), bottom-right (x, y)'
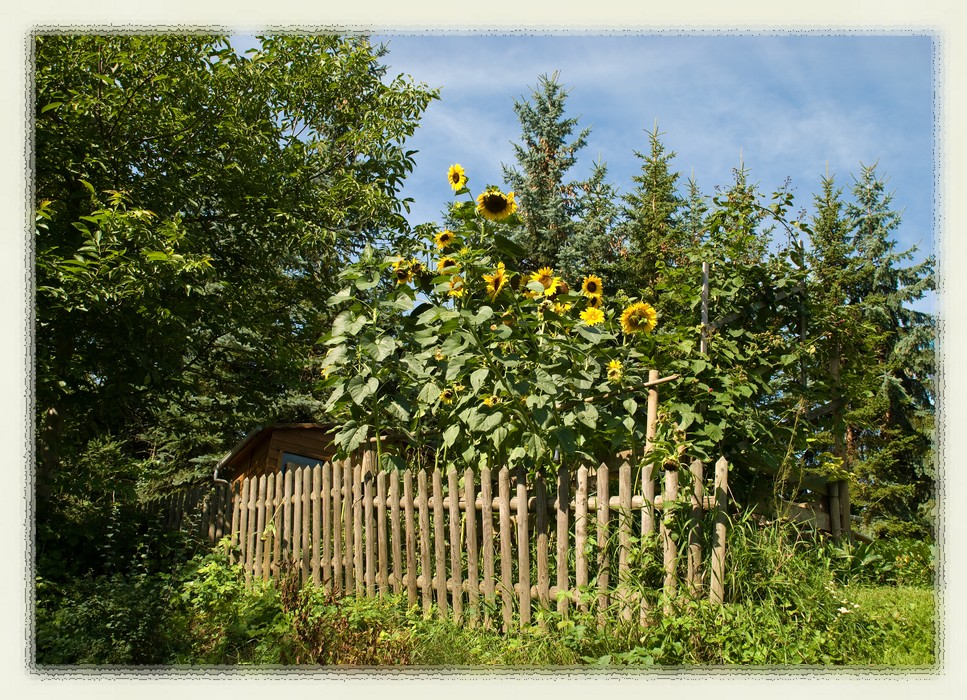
top-left (618, 124), bottom-right (684, 300)
top-left (804, 165), bottom-right (934, 538)
top-left (557, 159), bottom-right (621, 286)
top-left (844, 163), bottom-right (936, 537)
top-left (502, 72), bottom-right (590, 272)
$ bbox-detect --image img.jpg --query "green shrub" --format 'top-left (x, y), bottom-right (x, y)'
top-left (829, 537), bottom-right (935, 588)
top-left (35, 568), bottom-right (185, 665)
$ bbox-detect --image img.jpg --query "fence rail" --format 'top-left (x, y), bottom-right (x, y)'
top-left (149, 454), bottom-right (730, 630)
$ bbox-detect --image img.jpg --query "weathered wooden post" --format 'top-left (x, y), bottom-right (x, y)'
top-left (700, 261), bottom-right (710, 355)
top-left (828, 478), bottom-right (842, 541)
top-left (640, 369), bottom-right (660, 623)
top-left (661, 459), bottom-right (679, 613)
top-left (516, 465), bottom-right (532, 627)
top-left (687, 458), bottom-right (704, 596)
top-left (710, 456), bottom-right (729, 604)
top-left (839, 480), bottom-right (852, 542)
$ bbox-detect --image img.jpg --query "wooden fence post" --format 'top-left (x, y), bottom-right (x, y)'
top-left (516, 465), bottom-right (531, 628)
top-left (417, 469), bottom-right (432, 614)
top-left (352, 457), bottom-right (364, 596)
top-left (432, 466), bottom-right (447, 617)
top-left (556, 466), bottom-right (571, 617)
top-left (596, 464), bottom-right (610, 622)
top-left (465, 467), bottom-right (480, 625)
top-left (271, 474), bottom-right (282, 580)
top-left (498, 466), bottom-right (513, 631)
top-left (828, 479), bottom-right (842, 542)
top-left (377, 469), bottom-right (390, 596)
top-left (301, 466), bottom-right (311, 585)
top-left (480, 465), bottom-right (495, 629)
top-left (575, 465), bottom-right (589, 613)
top-left (710, 456), bottom-right (729, 605)
top-left (661, 461), bottom-right (679, 612)
top-left (363, 453), bottom-right (376, 597)
top-left (687, 458), bottom-right (704, 597)
top-left (403, 469), bottom-right (418, 607)
top-left (535, 469), bottom-right (550, 627)
top-left (320, 462), bottom-right (331, 590)
top-left (641, 369), bottom-right (659, 622)
top-left (617, 461), bottom-right (633, 621)
top-left (231, 479), bottom-right (248, 564)
top-left (254, 474), bottom-right (268, 582)
top-left (839, 479), bottom-right (852, 543)
top-left (389, 469), bottom-right (403, 596)
top-left (332, 460), bottom-right (344, 596)
top-left (447, 467), bottom-right (464, 623)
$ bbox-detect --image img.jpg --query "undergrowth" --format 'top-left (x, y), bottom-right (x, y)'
top-left (34, 518), bottom-right (936, 667)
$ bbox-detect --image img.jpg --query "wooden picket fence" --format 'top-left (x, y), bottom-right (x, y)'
top-left (150, 452), bottom-right (729, 630)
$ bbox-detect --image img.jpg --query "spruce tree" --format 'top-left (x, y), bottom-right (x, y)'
top-left (557, 159), bottom-right (621, 286)
top-left (844, 163), bottom-right (936, 538)
top-left (502, 72), bottom-right (590, 273)
top-left (618, 124), bottom-right (684, 300)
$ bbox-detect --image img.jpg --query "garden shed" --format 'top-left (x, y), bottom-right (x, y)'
top-left (215, 423), bottom-right (339, 483)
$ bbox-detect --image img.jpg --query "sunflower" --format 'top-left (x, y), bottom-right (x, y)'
top-left (586, 295), bottom-right (603, 309)
top-left (447, 275), bottom-right (465, 297)
top-left (483, 262), bottom-right (508, 301)
top-left (553, 301), bottom-right (572, 315)
top-left (581, 274), bottom-right (604, 299)
top-left (580, 306), bottom-right (605, 326)
top-left (437, 256), bottom-right (459, 273)
top-left (435, 229), bottom-right (456, 249)
top-left (410, 259), bottom-right (425, 277)
top-left (530, 267), bottom-right (555, 292)
top-left (476, 187), bottom-right (517, 221)
top-left (439, 388), bottom-right (455, 404)
top-left (392, 258), bottom-right (412, 284)
top-left (543, 276), bottom-right (564, 297)
top-left (482, 394), bottom-right (502, 408)
top-left (607, 359), bottom-right (623, 383)
top-left (620, 301), bottom-right (658, 335)
top-left (448, 164), bottom-right (468, 191)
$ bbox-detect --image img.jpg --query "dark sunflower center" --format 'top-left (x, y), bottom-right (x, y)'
top-left (587, 281), bottom-right (599, 293)
top-left (483, 193), bottom-right (507, 212)
top-left (451, 172), bottom-right (460, 183)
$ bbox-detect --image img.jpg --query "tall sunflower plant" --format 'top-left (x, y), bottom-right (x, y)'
top-left (317, 165), bottom-right (667, 477)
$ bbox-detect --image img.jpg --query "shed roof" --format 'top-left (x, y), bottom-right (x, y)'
top-left (214, 422), bottom-right (336, 480)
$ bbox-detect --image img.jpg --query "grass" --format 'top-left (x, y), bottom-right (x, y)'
top-left (841, 585), bottom-right (935, 666)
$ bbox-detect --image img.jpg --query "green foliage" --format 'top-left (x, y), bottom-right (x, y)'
top-left (36, 570), bottom-right (184, 665)
top-left (828, 537), bottom-right (935, 588)
top-left (36, 517), bottom-right (935, 666)
top-left (618, 123), bottom-right (686, 300)
top-left (318, 166), bottom-right (664, 475)
top-left (804, 165), bottom-right (935, 538)
top-left (34, 34), bottom-right (437, 501)
top-left (502, 72), bottom-right (591, 271)
top-left (558, 159), bottom-right (622, 284)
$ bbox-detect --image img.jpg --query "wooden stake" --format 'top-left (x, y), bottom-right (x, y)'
top-left (710, 456), bottom-right (729, 605)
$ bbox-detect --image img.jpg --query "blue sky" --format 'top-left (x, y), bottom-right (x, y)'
top-left (369, 33), bottom-right (936, 309)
